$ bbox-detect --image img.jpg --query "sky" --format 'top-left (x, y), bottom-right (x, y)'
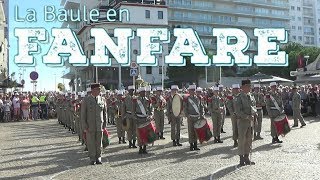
top-left (8, 0), bottom-right (67, 92)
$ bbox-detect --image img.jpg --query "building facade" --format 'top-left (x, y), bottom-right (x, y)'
top-left (289, 0), bottom-right (320, 47)
top-left (167, 0), bottom-right (290, 87)
top-left (0, 0), bottom-right (8, 81)
top-left (61, 0), bottom-right (168, 91)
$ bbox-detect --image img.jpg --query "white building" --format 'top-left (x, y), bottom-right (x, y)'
top-left (167, 0), bottom-right (291, 87)
top-left (0, 0), bottom-right (8, 81)
top-left (289, 0), bottom-right (320, 46)
top-left (61, 0), bottom-right (169, 90)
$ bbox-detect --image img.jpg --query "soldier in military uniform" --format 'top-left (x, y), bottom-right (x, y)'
top-left (218, 85), bottom-right (227, 133)
top-left (253, 84), bottom-right (265, 140)
top-left (184, 84), bottom-right (204, 151)
top-left (108, 93), bottom-right (116, 125)
top-left (266, 82), bottom-right (284, 144)
top-left (115, 90), bottom-right (126, 144)
top-left (81, 83), bottom-right (107, 165)
top-left (123, 85), bottom-right (137, 148)
top-left (75, 92), bottom-right (82, 141)
top-left (208, 87), bottom-right (223, 143)
top-left (69, 93), bottom-right (77, 134)
top-left (226, 84), bottom-right (240, 147)
top-left (152, 87), bottom-right (166, 140)
top-left (132, 87), bottom-right (153, 154)
top-left (166, 85), bottom-right (182, 146)
top-left (292, 86), bottom-right (306, 128)
top-left (234, 80), bottom-right (256, 166)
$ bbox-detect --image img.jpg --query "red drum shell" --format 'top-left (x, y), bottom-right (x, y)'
top-left (137, 122), bottom-right (157, 144)
top-left (194, 119), bottom-right (213, 143)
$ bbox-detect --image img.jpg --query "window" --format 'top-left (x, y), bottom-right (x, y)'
top-left (158, 11), bottom-right (163, 19)
top-left (298, 36), bottom-right (302, 41)
top-left (291, 6), bottom-right (295, 10)
top-left (145, 10), bottom-right (150, 19)
top-left (298, 26), bottom-right (302, 30)
top-left (146, 67), bottom-right (152, 74)
top-left (159, 67), bottom-right (162, 74)
top-left (91, 50), bottom-right (94, 56)
top-left (292, 35), bottom-right (296, 40)
top-left (292, 26), bottom-right (296, 29)
top-left (297, 7), bottom-right (300, 11)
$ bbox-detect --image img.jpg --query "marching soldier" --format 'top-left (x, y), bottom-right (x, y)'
top-left (81, 83), bottom-right (107, 165)
top-left (152, 87), bottom-right (166, 140)
top-left (132, 87), bottom-right (153, 154)
top-left (123, 85), bottom-right (137, 148)
top-left (253, 84), bottom-right (265, 140)
top-left (75, 92), bottom-right (82, 141)
top-left (109, 94), bottom-right (116, 125)
top-left (115, 90), bottom-right (126, 144)
top-left (208, 87), bottom-right (223, 143)
top-left (292, 86), bottom-right (306, 128)
top-left (226, 84), bottom-right (240, 147)
top-left (70, 93), bottom-right (77, 134)
top-left (266, 82), bottom-right (284, 144)
top-left (234, 80), bottom-right (256, 166)
top-left (184, 84), bottom-right (204, 151)
top-left (166, 85), bottom-right (182, 146)
top-left (218, 85), bottom-right (226, 133)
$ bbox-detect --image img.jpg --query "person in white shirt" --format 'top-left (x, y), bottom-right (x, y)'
top-left (12, 93), bottom-right (21, 121)
top-left (4, 97), bottom-right (12, 122)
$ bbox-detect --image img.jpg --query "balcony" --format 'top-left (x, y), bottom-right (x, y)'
top-left (303, 12), bottom-right (314, 17)
top-left (63, 0), bottom-right (80, 9)
top-left (232, 0), bottom-right (288, 9)
top-left (110, 0), bottom-right (166, 7)
top-left (304, 32), bottom-right (315, 36)
top-left (304, 22), bottom-right (314, 26)
top-left (169, 3), bottom-right (290, 20)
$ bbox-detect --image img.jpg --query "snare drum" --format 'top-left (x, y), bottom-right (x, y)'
top-left (137, 121), bottom-right (157, 144)
top-left (194, 119), bottom-right (213, 144)
top-left (273, 114), bottom-right (291, 136)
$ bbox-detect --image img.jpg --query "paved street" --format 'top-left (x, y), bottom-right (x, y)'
top-left (0, 116), bottom-right (319, 180)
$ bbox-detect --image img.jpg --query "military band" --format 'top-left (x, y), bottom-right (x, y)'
top-left (52, 80), bottom-right (314, 166)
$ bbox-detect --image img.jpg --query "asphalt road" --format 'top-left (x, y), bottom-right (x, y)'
top-left (0, 116), bottom-right (319, 180)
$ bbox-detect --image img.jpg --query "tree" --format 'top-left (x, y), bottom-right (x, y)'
top-left (241, 42), bottom-right (320, 79)
top-left (166, 56), bottom-right (205, 86)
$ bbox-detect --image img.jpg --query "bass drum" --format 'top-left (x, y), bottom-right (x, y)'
top-left (172, 94), bottom-right (189, 117)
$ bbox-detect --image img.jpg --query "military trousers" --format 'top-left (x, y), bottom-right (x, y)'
top-left (169, 114), bottom-right (181, 140)
top-left (254, 109), bottom-right (263, 133)
top-left (127, 115), bottom-right (136, 141)
top-left (237, 117), bottom-right (253, 155)
top-left (86, 131), bottom-right (103, 161)
top-left (70, 112), bottom-right (75, 131)
top-left (154, 110), bottom-right (165, 133)
top-left (187, 117), bottom-right (198, 143)
top-left (231, 114), bottom-right (238, 141)
top-left (211, 112), bottom-right (222, 137)
top-left (221, 107), bottom-right (226, 129)
top-left (269, 110), bottom-right (281, 137)
top-left (75, 115), bottom-right (80, 136)
top-left (116, 117), bottom-right (125, 138)
top-left (56, 107), bottom-right (61, 122)
top-left (293, 108), bottom-right (306, 126)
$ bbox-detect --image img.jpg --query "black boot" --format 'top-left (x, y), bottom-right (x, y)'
top-left (132, 140), bottom-right (137, 148)
top-left (239, 155), bottom-right (245, 167)
top-left (217, 136), bottom-right (223, 143)
top-left (139, 146), bottom-right (143, 154)
top-left (221, 128), bottom-right (226, 133)
top-left (84, 146), bottom-right (88, 151)
top-left (189, 143), bottom-right (194, 151)
top-left (214, 137), bottom-right (218, 143)
top-left (156, 133), bottom-right (160, 140)
top-left (173, 140), bottom-right (177, 146)
top-left (244, 154), bottom-right (255, 165)
top-left (275, 136), bottom-right (283, 143)
top-left (233, 140), bottom-right (238, 148)
top-left (255, 133), bottom-right (263, 140)
top-left (142, 145), bottom-right (147, 154)
top-left (193, 142), bottom-right (200, 150)
top-left (119, 138), bottom-right (122, 144)
top-left (176, 139), bottom-right (182, 146)
top-left (160, 132), bottom-right (165, 139)
top-left (129, 141), bottom-right (132, 148)
top-left (122, 137), bottom-right (126, 144)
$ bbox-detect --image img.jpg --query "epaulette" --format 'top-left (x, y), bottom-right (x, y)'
top-left (226, 96), bottom-right (233, 100)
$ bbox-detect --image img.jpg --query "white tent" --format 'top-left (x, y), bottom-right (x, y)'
top-left (252, 76), bottom-right (293, 86)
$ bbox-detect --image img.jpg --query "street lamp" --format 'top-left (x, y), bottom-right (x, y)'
top-left (304, 55), bottom-right (310, 66)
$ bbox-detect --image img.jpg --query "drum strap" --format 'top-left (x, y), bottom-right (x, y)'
top-left (188, 98), bottom-right (200, 115)
top-left (270, 95), bottom-right (281, 112)
top-left (137, 99), bottom-right (147, 116)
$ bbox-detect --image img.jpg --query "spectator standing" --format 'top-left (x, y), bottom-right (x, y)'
top-left (30, 94), bottom-right (40, 120)
top-left (4, 96), bottom-right (12, 122)
top-left (21, 95), bottom-right (30, 121)
top-left (12, 93), bottom-right (21, 121)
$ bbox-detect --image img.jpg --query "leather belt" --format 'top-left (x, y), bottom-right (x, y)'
top-left (136, 114), bottom-right (148, 118)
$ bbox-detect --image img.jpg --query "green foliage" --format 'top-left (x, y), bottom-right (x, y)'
top-left (166, 56), bottom-right (205, 84)
top-left (241, 42), bottom-right (320, 79)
